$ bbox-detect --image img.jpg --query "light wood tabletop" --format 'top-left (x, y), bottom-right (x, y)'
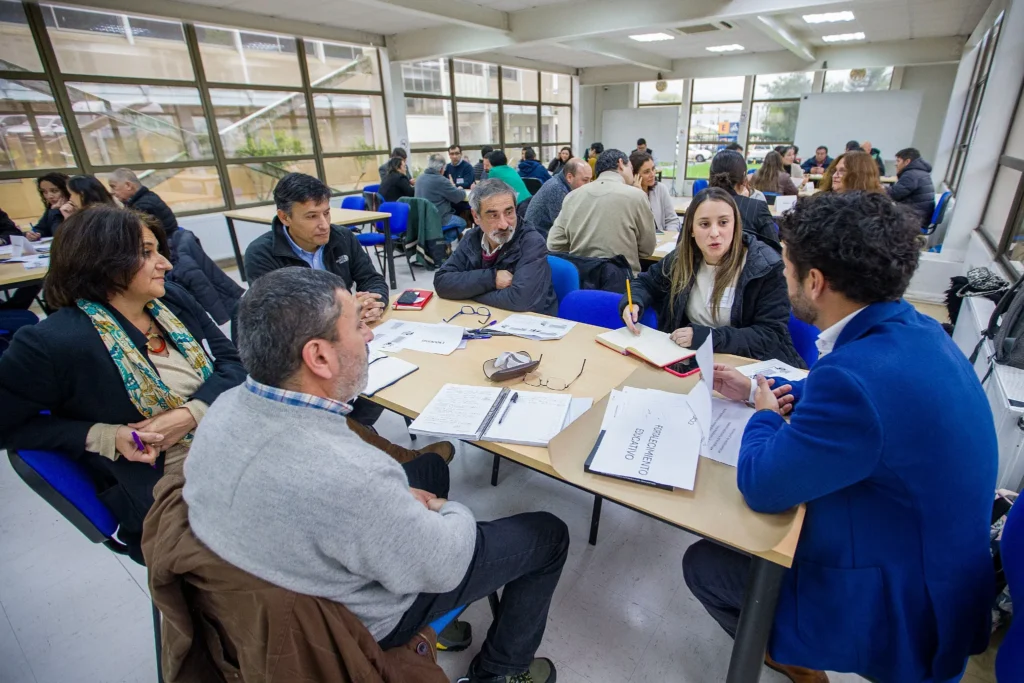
top-left (0, 261), bottom-right (46, 288)
top-left (222, 205), bottom-right (390, 225)
top-left (366, 296), bottom-right (803, 566)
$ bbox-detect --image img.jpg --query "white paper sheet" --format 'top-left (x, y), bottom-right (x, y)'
top-left (483, 391), bottom-right (573, 447)
top-left (408, 385), bottom-right (503, 440)
top-left (9, 235), bottom-right (36, 258)
top-left (368, 320), bottom-right (464, 355)
top-left (363, 354), bottom-right (418, 396)
top-left (491, 314), bottom-right (576, 341)
top-left (736, 359), bottom-right (807, 382)
top-left (563, 397), bottom-right (594, 429)
top-left (655, 241), bottom-right (675, 254)
top-left (688, 334), bottom-right (714, 445)
top-left (700, 398), bottom-right (756, 467)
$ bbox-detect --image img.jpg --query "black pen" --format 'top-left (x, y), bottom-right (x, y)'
top-left (498, 392), bottom-right (518, 424)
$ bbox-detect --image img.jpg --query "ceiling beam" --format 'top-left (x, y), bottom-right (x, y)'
top-left (559, 39), bottom-right (672, 72)
top-left (347, 0), bottom-right (508, 32)
top-left (753, 15), bottom-right (816, 62)
top-left (469, 51), bottom-right (578, 75)
top-left (49, 0), bottom-right (384, 46)
top-left (577, 36), bottom-right (967, 85)
top-left (388, 0), bottom-right (875, 62)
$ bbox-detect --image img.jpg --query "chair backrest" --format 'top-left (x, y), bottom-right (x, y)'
top-left (747, 168), bottom-right (756, 175)
top-left (362, 183), bottom-right (380, 194)
top-left (341, 195), bottom-right (365, 211)
top-left (926, 190), bottom-right (952, 234)
top-left (558, 290), bottom-right (657, 329)
top-left (692, 179), bottom-right (709, 195)
top-left (377, 201), bottom-right (410, 235)
top-left (788, 312), bottom-right (820, 367)
top-left (523, 177), bottom-right (543, 194)
top-left (362, 185), bottom-right (382, 211)
top-left (547, 255), bottom-right (580, 306)
top-left (998, 499), bottom-right (1024, 681)
top-left (8, 449), bottom-right (118, 542)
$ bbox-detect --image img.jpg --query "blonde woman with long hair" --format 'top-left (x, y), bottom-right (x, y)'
top-left (620, 187), bottom-right (803, 365)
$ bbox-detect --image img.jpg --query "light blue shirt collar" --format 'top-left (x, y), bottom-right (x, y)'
top-left (283, 226), bottom-right (325, 271)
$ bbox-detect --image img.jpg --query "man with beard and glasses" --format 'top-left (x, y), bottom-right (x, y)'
top-left (434, 179), bottom-right (557, 316)
top-left (682, 191), bottom-right (997, 683)
top-left (182, 267), bottom-right (567, 683)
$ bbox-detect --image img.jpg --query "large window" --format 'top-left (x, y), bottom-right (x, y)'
top-left (403, 59), bottom-right (572, 171)
top-left (946, 13), bottom-right (1003, 193)
top-left (747, 72), bottom-right (814, 164)
top-left (686, 77), bottom-right (744, 180)
top-left (638, 80), bottom-right (684, 106)
top-left (823, 67), bottom-right (893, 93)
top-left (0, 1), bottom-right (390, 223)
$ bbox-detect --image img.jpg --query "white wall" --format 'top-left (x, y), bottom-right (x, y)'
top-left (901, 63), bottom-right (959, 163)
top-left (579, 84), bottom-right (633, 150)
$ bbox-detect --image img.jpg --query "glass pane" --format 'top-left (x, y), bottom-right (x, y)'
top-left (197, 26), bottom-right (300, 87)
top-left (0, 1), bottom-right (43, 72)
top-left (692, 76), bottom-right (745, 103)
top-left (43, 5), bottom-right (192, 80)
top-left (687, 102), bottom-right (741, 179)
top-left (540, 105), bottom-right (570, 144)
top-left (638, 80), bottom-right (684, 105)
top-left (541, 72), bottom-right (571, 104)
top-left (0, 178), bottom-right (57, 224)
top-left (323, 154), bottom-right (387, 193)
top-left (313, 93), bottom-right (387, 154)
top-left (748, 101), bottom-right (800, 144)
top-left (454, 59), bottom-right (498, 99)
top-left (406, 97), bottom-right (452, 148)
top-left (823, 67), bottom-right (893, 93)
top-left (1004, 196), bottom-right (1024, 266)
top-left (228, 158), bottom-right (316, 205)
top-left (401, 59), bottom-right (450, 96)
top-left (305, 40), bottom-right (380, 91)
top-left (503, 104), bottom-right (538, 145)
top-left (95, 166), bottom-right (225, 212)
top-left (407, 151), bottom-right (434, 177)
top-left (456, 100), bottom-right (498, 146)
top-left (209, 88), bottom-right (312, 158)
top-left (67, 82), bottom-right (211, 166)
top-left (502, 66), bottom-right (538, 101)
top-left (753, 72), bottom-right (814, 100)
top-left (0, 78), bottom-right (74, 171)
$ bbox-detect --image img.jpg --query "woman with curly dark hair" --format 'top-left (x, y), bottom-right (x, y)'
top-left (25, 172), bottom-right (70, 240)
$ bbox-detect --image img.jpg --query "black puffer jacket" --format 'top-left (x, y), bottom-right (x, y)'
top-left (126, 186), bottom-right (179, 232)
top-left (622, 233), bottom-right (804, 367)
top-left (166, 228), bottom-right (244, 325)
top-left (888, 158), bottom-right (935, 230)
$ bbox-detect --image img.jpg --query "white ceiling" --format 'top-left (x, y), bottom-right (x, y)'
top-left (606, 23), bottom-right (785, 60)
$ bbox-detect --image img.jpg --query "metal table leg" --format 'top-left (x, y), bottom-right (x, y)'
top-left (589, 495), bottom-right (603, 545)
top-left (490, 454), bottom-right (500, 486)
top-left (726, 556), bottom-right (788, 683)
top-left (225, 216), bottom-right (246, 282)
top-left (383, 215), bottom-right (397, 290)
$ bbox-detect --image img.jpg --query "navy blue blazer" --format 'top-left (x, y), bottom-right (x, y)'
top-left (738, 300), bottom-right (996, 681)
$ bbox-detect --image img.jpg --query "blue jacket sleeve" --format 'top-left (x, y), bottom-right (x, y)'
top-left (887, 174), bottom-right (914, 202)
top-left (433, 239), bottom-right (496, 300)
top-left (737, 365), bottom-right (882, 514)
top-left (474, 233), bottom-right (553, 313)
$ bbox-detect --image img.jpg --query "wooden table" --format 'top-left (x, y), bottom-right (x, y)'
top-left (0, 261), bottom-right (47, 290)
top-left (367, 297), bottom-right (804, 683)
top-left (222, 205), bottom-right (395, 288)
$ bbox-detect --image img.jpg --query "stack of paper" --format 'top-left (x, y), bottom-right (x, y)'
top-left (368, 319), bottom-right (464, 355)
top-left (490, 314), bottom-right (575, 341)
top-left (363, 350), bottom-right (418, 396)
top-left (736, 359), bottom-right (806, 382)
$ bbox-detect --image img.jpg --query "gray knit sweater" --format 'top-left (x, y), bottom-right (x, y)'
top-left (182, 385), bottom-right (478, 640)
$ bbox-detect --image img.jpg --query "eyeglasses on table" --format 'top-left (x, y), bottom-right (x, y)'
top-left (443, 305), bottom-right (491, 326)
top-left (523, 359), bottom-right (587, 392)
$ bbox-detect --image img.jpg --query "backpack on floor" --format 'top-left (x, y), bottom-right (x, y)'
top-left (971, 270), bottom-right (1024, 374)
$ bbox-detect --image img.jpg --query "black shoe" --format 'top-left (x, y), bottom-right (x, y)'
top-left (457, 655), bottom-right (556, 683)
top-left (436, 618), bottom-right (472, 652)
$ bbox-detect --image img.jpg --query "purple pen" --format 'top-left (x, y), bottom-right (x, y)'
top-left (131, 430), bottom-right (145, 451)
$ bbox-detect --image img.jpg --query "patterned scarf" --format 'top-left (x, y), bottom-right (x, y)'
top-left (77, 298), bottom-right (213, 444)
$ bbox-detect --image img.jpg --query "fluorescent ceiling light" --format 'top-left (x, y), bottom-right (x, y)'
top-left (821, 31), bottom-right (866, 42)
top-left (705, 44), bottom-right (745, 52)
top-left (629, 32), bottom-right (675, 42)
top-left (803, 11), bottom-right (855, 23)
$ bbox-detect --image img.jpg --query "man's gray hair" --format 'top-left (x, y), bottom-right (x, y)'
top-left (111, 168), bottom-right (141, 185)
top-left (469, 178), bottom-right (517, 214)
top-left (426, 153), bottom-right (446, 173)
top-left (564, 158), bottom-right (588, 177)
top-left (237, 267), bottom-right (347, 389)
top-left (595, 149), bottom-right (628, 176)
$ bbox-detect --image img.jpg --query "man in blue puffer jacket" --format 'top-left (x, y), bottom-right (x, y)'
top-left (889, 147), bottom-right (936, 231)
top-left (517, 147), bottom-right (552, 183)
top-left (684, 191), bottom-right (996, 683)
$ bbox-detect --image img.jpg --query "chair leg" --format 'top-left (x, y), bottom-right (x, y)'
top-left (405, 252), bottom-right (416, 281)
top-left (487, 591), bottom-right (500, 618)
top-left (589, 495), bottom-right (603, 546)
top-left (490, 454), bottom-right (500, 487)
top-left (152, 601), bottom-right (164, 683)
top-left (404, 415), bottom-right (417, 442)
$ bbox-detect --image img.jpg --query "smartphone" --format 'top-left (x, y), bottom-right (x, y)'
top-left (663, 358), bottom-right (701, 378)
top-left (396, 290), bottom-right (419, 306)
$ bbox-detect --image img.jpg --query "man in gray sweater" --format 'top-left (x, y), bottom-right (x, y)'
top-left (183, 267), bottom-right (567, 683)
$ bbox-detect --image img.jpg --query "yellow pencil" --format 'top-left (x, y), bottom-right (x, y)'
top-left (626, 278), bottom-right (633, 311)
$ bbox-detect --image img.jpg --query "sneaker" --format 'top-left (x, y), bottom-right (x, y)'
top-left (436, 618), bottom-right (472, 652)
top-left (457, 656), bottom-right (556, 683)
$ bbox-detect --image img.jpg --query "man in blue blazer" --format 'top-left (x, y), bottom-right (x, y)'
top-left (684, 191), bottom-right (997, 683)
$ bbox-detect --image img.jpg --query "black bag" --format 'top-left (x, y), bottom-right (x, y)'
top-left (971, 269), bottom-right (1024, 373)
top-left (946, 267), bottom-right (1009, 327)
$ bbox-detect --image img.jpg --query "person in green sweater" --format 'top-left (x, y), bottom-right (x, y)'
top-left (483, 150), bottom-right (532, 204)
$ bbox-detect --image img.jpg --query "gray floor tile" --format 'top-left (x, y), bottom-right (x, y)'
top-left (0, 604), bottom-right (35, 683)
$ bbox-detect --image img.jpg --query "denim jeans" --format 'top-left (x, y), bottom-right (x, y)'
top-left (380, 461), bottom-right (569, 675)
top-left (682, 538), bottom-right (751, 638)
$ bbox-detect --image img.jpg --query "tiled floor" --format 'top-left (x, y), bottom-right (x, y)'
top-left (1, 259), bottom-right (995, 683)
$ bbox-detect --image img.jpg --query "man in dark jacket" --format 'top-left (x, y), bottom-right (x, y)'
top-left (517, 147), bottom-right (552, 183)
top-left (109, 168), bottom-right (179, 232)
top-left (523, 158), bottom-right (591, 237)
top-left (889, 147), bottom-right (935, 231)
top-left (434, 178), bottom-right (557, 316)
top-left (443, 144), bottom-right (476, 190)
top-left (167, 228), bottom-right (243, 326)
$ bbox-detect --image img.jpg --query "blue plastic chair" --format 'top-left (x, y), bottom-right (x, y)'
top-left (558, 290), bottom-right (657, 330)
top-left (997, 499), bottom-right (1024, 681)
top-left (547, 255), bottom-right (580, 307)
top-left (362, 185), bottom-right (382, 211)
top-left (8, 450), bottom-right (164, 682)
top-left (341, 194), bottom-right (365, 211)
top-left (692, 179), bottom-right (708, 195)
top-left (375, 201), bottom-right (415, 281)
top-left (925, 190), bottom-right (952, 235)
top-left (747, 168), bottom-right (756, 175)
top-left (788, 312), bottom-right (820, 368)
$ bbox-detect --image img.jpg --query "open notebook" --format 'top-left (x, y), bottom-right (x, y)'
top-left (363, 351), bottom-right (418, 397)
top-left (408, 384), bottom-right (572, 446)
top-left (596, 324), bottom-right (696, 368)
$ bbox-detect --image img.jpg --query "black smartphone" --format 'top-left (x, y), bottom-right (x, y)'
top-left (396, 290), bottom-right (419, 305)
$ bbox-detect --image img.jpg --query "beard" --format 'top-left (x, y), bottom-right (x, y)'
top-left (334, 347), bottom-right (369, 405)
top-left (491, 226), bottom-right (515, 246)
top-left (789, 287), bottom-right (818, 327)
